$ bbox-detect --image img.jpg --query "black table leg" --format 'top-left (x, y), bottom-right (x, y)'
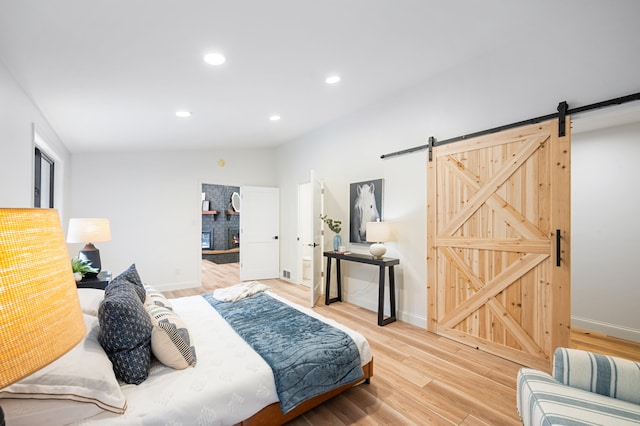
top-left (325, 256), bottom-right (332, 305)
top-left (325, 256), bottom-right (341, 304)
top-left (388, 265), bottom-right (396, 322)
top-left (336, 259), bottom-right (342, 302)
top-left (377, 265), bottom-right (385, 326)
top-left (378, 265), bottom-right (397, 326)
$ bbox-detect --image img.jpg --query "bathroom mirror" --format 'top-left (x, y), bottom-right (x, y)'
top-left (231, 191), bottom-right (240, 212)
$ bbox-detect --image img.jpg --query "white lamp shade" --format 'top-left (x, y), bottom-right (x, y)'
top-left (365, 221), bottom-right (392, 243)
top-left (67, 218), bottom-right (111, 243)
top-left (366, 221), bottom-right (392, 259)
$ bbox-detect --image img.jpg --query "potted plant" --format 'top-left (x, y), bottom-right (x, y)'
top-left (320, 214), bottom-right (343, 251)
top-left (71, 256), bottom-right (98, 282)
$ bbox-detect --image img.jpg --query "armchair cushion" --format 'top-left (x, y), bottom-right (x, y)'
top-left (517, 367), bottom-right (640, 425)
top-left (553, 347), bottom-right (640, 405)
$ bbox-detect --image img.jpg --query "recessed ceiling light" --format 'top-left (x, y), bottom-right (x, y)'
top-left (176, 111), bottom-right (192, 118)
top-left (270, 115), bottom-right (281, 121)
top-left (204, 52), bottom-right (226, 66)
top-left (326, 75), bottom-right (341, 85)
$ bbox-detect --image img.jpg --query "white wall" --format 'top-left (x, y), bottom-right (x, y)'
top-left (69, 148), bottom-right (276, 291)
top-left (0, 61), bottom-right (71, 217)
top-left (572, 121), bottom-right (640, 341)
top-left (276, 128), bottom-right (427, 325)
top-left (3, 3), bottom-right (639, 340)
top-left (276, 6), bottom-right (640, 332)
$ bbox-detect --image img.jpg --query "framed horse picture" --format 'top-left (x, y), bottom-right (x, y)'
top-left (349, 178), bottom-right (383, 243)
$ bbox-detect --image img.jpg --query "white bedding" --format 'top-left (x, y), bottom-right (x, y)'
top-left (77, 291), bottom-right (372, 425)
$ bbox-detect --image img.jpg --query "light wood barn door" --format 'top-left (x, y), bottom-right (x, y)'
top-left (427, 119), bottom-right (571, 371)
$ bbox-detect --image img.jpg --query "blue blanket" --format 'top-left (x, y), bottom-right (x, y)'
top-left (203, 292), bottom-right (363, 413)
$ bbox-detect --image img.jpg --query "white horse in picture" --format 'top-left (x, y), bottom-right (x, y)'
top-left (351, 182), bottom-right (380, 243)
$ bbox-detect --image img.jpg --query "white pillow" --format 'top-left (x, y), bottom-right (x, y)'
top-left (0, 397), bottom-right (107, 426)
top-left (143, 286), bottom-right (173, 310)
top-left (77, 288), bottom-right (105, 316)
top-left (0, 314), bottom-right (127, 420)
top-left (145, 304), bottom-right (197, 369)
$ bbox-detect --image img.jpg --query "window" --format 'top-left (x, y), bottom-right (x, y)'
top-left (34, 146), bottom-right (55, 208)
top-left (33, 128), bottom-right (63, 211)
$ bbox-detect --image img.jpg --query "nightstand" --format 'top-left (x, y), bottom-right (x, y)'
top-left (76, 270), bottom-right (112, 290)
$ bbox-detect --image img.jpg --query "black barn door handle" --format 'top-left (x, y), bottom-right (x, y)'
top-left (556, 229), bottom-right (561, 267)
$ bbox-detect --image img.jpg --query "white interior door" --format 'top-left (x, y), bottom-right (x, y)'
top-left (240, 186), bottom-right (279, 281)
top-left (310, 170), bottom-right (323, 307)
top-left (296, 182), bottom-right (311, 288)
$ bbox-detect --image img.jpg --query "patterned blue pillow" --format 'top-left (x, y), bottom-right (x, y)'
top-left (112, 263), bottom-right (146, 303)
top-left (98, 277), bottom-right (152, 384)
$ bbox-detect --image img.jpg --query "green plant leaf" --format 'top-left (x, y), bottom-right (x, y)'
top-left (71, 256), bottom-right (98, 275)
top-left (320, 214), bottom-right (342, 234)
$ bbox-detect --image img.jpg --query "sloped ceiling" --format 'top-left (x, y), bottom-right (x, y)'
top-left (0, 0), bottom-right (633, 152)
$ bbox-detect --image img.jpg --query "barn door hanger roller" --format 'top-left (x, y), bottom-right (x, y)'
top-left (557, 101), bottom-right (569, 137)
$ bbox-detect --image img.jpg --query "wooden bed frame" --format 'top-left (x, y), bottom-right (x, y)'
top-left (238, 359), bottom-right (374, 426)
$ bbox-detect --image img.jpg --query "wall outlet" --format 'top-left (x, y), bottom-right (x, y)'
top-left (282, 270), bottom-right (291, 279)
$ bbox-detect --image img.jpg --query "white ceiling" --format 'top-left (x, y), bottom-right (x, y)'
top-left (0, 0), bottom-right (633, 153)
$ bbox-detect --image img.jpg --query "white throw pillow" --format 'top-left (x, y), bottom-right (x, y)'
top-left (145, 304), bottom-right (197, 369)
top-left (0, 314), bottom-right (127, 423)
top-left (77, 288), bottom-right (105, 316)
top-left (143, 286), bottom-right (173, 310)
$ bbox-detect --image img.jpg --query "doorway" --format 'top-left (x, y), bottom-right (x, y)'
top-left (296, 170), bottom-right (324, 307)
top-left (200, 183), bottom-right (280, 283)
top-left (297, 182), bottom-right (312, 288)
top-left (201, 183), bottom-right (240, 267)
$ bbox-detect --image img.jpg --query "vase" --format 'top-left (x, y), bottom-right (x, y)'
top-left (333, 233), bottom-right (342, 251)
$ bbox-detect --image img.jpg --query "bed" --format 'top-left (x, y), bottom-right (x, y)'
top-left (0, 268), bottom-right (373, 426)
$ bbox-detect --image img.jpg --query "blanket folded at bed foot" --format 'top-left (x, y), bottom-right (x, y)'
top-left (203, 292), bottom-right (363, 413)
top-left (211, 281), bottom-right (270, 302)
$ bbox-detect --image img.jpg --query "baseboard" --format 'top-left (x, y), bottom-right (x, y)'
top-left (342, 293), bottom-right (427, 329)
top-left (398, 310), bottom-right (427, 329)
top-left (151, 280), bottom-right (201, 292)
top-left (281, 276), bottom-right (298, 285)
top-left (572, 315), bottom-right (640, 343)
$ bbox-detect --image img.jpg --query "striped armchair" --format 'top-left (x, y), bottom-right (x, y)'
top-left (517, 347), bottom-right (640, 425)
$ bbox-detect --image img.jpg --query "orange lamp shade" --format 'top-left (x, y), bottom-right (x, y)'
top-left (0, 208), bottom-right (85, 388)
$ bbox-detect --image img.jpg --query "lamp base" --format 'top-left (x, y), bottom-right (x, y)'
top-left (79, 243), bottom-right (102, 279)
top-left (369, 243), bottom-right (386, 259)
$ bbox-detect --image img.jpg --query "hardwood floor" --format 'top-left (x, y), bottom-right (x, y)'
top-left (164, 260), bottom-right (640, 425)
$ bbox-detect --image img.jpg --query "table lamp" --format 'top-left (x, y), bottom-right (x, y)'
top-left (366, 220), bottom-right (392, 259)
top-left (66, 218), bottom-right (111, 277)
top-left (0, 208), bottom-right (86, 422)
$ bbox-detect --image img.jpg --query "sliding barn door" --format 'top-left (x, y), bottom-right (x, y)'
top-left (427, 119), bottom-right (571, 371)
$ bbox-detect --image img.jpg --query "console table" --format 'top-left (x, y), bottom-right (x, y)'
top-left (323, 251), bottom-right (399, 326)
